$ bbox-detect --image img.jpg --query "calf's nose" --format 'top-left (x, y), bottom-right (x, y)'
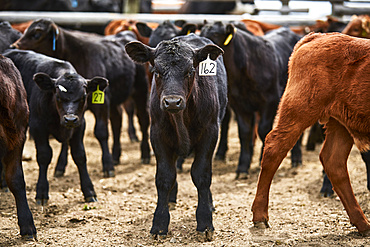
top-left (63, 114), bottom-right (79, 127)
top-left (162, 95), bottom-right (185, 113)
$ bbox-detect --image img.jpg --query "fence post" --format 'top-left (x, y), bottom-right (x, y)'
top-left (125, 0), bottom-right (140, 13)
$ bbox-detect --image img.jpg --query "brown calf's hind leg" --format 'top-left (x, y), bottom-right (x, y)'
top-left (319, 118), bottom-right (370, 235)
top-left (252, 121), bottom-right (308, 227)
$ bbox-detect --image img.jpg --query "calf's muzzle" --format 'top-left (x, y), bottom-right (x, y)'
top-left (63, 114), bottom-right (80, 128)
top-left (162, 95), bottom-right (185, 113)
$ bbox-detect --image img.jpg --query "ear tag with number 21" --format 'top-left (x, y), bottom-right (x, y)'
top-left (92, 85), bottom-right (104, 104)
top-left (199, 54), bottom-right (217, 76)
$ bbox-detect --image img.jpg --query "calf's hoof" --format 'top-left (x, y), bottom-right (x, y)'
top-left (360, 228), bottom-right (370, 237)
top-left (235, 172), bottom-right (249, 180)
top-left (21, 234), bottom-right (37, 241)
top-left (1, 186), bottom-right (9, 192)
top-left (85, 196), bottom-right (98, 203)
top-left (150, 232), bottom-right (167, 240)
top-left (291, 161), bottom-right (302, 168)
top-left (36, 198), bottom-right (48, 206)
top-left (253, 220), bottom-right (270, 229)
top-left (142, 158), bottom-right (150, 164)
top-left (103, 170), bottom-right (115, 178)
top-left (129, 136), bottom-right (139, 143)
top-left (168, 202), bottom-right (176, 211)
top-left (54, 170), bottom-right (65, 177)
top-left (320, 190), bottom-right (335, 198)
top-left (197, 228), bottom-right (214, 242)
top-left (214, 154), bottom-right (225, 161)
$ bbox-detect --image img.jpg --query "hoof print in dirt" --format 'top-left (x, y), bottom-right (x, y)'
top-left (253, 221), bottom-right (270, 229)
top-left (197, 229), bottom-right (214, 242)
top-left (85, 196), bottom-right (98, 203)
top-left (103, 170), bottom-right (115, 178)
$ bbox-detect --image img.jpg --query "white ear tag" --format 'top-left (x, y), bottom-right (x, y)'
top-left (58, 85), bottom-right (67, 92)
top-left (199, 54), bottom-right (217, 76)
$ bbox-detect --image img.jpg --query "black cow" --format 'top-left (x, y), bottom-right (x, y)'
top-left (200, 22), bottom-right (302, 178)
top-left (0, 54), bottom-right (36, 239)
top-left (125, 34), bottom-right (228, 241)
top-left (0, 21), bottom-right (21, 53)
top-left (3, 49), bottom-right (108, 205)
top-left (11, 18), bottom-right (150, 177)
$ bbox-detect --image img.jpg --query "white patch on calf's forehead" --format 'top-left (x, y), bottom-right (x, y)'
top-left (58, 85), bottom-right (68, 92)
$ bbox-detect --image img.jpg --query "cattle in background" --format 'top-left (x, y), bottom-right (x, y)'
top-left (125, 34), bottom-right (227, 241)
top-left (0, 54), bottom-right (36, 239)
top-left (200, 22), bottom-right (302, 178)
top-left (11, 21), bottom-right (33, 34)
top-left (104, 21), bottom-right (157, 142)
top-left (342, 15), bottom-right (370, 38)
top-left (0, 21), bottom-right (21, 53)
top-left (4, 48), bottom-right (107, 205)
top-left (252, 32), bottom-right (370, 235)
top-left (12, 18), bottom-right (150, 178)
top-left (178, 0), bottom-right (237, 14)
top-left (104, 19), bottom-right (159, 44)
top-left (136, 20), bottom-right (197, 47)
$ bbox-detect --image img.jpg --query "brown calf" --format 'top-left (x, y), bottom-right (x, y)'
top-left (251, 32), bottom-right (370, 235)
top-left (104, 19), bottom-right (158, 45)
top-left (0, 55), bottom-right (36, 239)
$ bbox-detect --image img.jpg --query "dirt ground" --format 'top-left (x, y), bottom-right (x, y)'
top-left (1, 110), bottom-right (370, 247)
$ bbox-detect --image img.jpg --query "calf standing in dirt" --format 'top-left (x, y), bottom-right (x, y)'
top-left (125, 34), bottom-right (228, 241)
top-left (0, 55), bottom-right (36, 239)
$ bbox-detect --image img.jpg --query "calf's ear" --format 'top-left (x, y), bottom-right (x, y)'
top-left (135, 22), bottom-right (153, 38)
top-left (224, 24), bottom-right (236, 46)
top-left (179, 23), bottom-right (197, 35)
top-left (87, 76), bottom-right (109, 93)
top-left (33, 72), bottom-right (56, 92)
top-left (125, 41), bottom-right (155, 64)
top-left (194, 44), bottom-right (224, 67)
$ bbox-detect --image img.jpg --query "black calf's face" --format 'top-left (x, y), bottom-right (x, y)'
top-left (33, 72), bottom-right (108, 128)
top-left (125, 38), bottom-right (223, 114)
top-left (11, 18), bottom-right (57, 56)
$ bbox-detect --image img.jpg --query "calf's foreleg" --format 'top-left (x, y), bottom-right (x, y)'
top-left (70, 121), bottom-right (97, 202)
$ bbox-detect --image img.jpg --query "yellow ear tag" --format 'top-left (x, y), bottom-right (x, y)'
top-left (92, 85), bottom-right (104, 104)
top-left (187, 30), bottom-right (191, 35)
top-left (223, 34), bottom-right (233, 46)
top-left (128, 26), bottom-right (133, 31)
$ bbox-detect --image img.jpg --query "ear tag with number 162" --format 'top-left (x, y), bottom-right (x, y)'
top-left (92, 85), bottom-right (104, 104)
top-left (199, 54), bottom-right (217, 76)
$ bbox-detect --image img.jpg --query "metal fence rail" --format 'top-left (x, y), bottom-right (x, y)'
top-left (0, 11), bottom-right (352, 27)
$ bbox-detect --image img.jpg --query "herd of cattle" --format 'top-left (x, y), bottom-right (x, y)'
top-left (0, 14), bottom-right (369, 241)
